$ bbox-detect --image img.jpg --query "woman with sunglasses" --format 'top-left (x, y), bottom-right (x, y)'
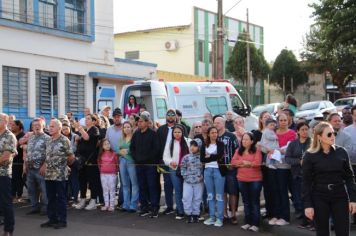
top-left (302, 122), bottom-right (356, 236)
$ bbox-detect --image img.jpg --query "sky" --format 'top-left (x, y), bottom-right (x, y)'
top-left (113, 0), bottom-right (316, 62)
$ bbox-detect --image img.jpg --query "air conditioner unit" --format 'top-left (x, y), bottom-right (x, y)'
top-left (165, 40), bottom-right (179, 51)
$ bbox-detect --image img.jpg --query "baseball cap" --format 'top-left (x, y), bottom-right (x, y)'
top-left (112, 108), bottom-right (122, 117)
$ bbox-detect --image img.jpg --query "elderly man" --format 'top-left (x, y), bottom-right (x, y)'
top-left (0, 113), bottom-right (17, 236)
top-left (225, 111), bottom-right (235, 132)
top-left (40, 119), bottom-right (74, 229)
top-left (25, 118), bottom-right (51, 215)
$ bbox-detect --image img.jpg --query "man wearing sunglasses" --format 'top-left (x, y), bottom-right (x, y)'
top-left (156, 109), bottom-right (177, 216)
top-left (343, 105), bottom-right (356, 224)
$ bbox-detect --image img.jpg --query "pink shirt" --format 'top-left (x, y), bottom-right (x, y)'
top-left (276, 129), bottom-right (296, 147)
top-left (98, 151), bottom-right (118, 174)
top-left (124, 104), bottom-right (140, 117)
top-left (231, 149), bottom-right (262, 182)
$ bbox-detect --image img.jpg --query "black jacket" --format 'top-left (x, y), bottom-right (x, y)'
top-left (285, 137), bottom-right (311, 177)
top-left (130, 128), bottom-right (159, 164)
top-left (157, 124), bottom-right (171, 160)
top-left (200, 140), bottom-right (227, 176)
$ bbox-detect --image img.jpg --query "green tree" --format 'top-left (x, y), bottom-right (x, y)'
top-left (226, 32), bottom-right (270, 84)
top-left (301, 0), bottom-right (356, 93)
top-left (271, 49), bottom-right (308, 93)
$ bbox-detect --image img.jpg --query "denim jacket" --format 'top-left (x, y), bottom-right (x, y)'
top-left (181, 153), bottom-right (203, 184)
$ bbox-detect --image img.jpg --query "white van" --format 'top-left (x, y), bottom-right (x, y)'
top-left (119, 80), bottom-right (258, 131)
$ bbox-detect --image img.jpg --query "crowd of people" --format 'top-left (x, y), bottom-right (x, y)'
top-left (0, 94), bottom-right (356, 236)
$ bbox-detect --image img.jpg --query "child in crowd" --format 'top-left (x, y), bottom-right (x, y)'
top-left (98, 138), bottom-right (118, 211)
top-left (260, 118), bottom-right (280, 168)
top-left (181, 138), bottom-right (204, 223)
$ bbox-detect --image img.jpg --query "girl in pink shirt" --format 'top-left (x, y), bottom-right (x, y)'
top-left (98, 138), bottom-right (118, 211)
top-left (231, 132), bottom-right (262, 232)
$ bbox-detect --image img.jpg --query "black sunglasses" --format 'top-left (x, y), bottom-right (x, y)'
top-left (326, 132), bottom-right (337, 138)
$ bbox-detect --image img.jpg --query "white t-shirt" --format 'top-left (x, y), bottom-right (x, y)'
top-left (205, 143), bottom-right (219, 168)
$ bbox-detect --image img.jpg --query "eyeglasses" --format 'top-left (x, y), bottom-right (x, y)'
top-left (195, 126), bottom-right (202, 128)
top-left (167, 113), bottom-right (176, 117)
top-left (326, 132), bottom-right (337, 138)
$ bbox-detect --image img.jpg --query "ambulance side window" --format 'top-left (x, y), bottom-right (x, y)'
top-left (205, 97), bottom-right (228, 115)
top-left (155, 98), bottom-right (167, 119)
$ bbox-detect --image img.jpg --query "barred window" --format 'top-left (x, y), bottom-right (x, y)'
top-left (65, 74), bottom-right (85, 118)
top-left (65, 0), bottom-right (85, 34)
top-left (2, 66), bottom-right (28, 118)
top-left (36, 70), bottom-right (58, 118)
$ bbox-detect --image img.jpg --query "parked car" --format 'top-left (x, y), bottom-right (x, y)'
top-left (333, 97), bottom-right (356, 115)
top-left (295, 100), bottom-right (336, 121)
top-left (252, 103), bottom-right (280, 118)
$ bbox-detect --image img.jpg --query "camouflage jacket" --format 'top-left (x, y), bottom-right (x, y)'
top-left (27, 133), bottom-right (51, 169)
top-left (0, 129), bottom-right (17, 177)
top-left (45, 135), bottom-right (73, 181)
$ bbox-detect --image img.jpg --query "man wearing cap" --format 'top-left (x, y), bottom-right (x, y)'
top-left (24, 118), bottom-right (51, 215)
top-left (213, 116), bottom-right (239, 224)
top-left (0, 113), bottom-right (17, 236)
top-left (130, 114), bottom-right (160, 218)
top-left (105, 108), bottom-right (124, 208)
top-left (156, 109), bottom-right (176, 215)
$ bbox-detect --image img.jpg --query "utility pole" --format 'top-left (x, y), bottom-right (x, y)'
top-left (216, 0), bottom-right (224, 80)
top-left (212, 24), bottom-right (217, 79)
top-left (246, 8), bottom-right (251, 105)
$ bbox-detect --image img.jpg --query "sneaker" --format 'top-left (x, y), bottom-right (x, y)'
top-left (108, 207), bottom-right (115, 212)
top-left (203, 218), bottom-right (216, 226)
top-left (275, 218), bottom-right (290, 226)
top-left (268, 217), bottom-right (278, 225)
top-left (85, 199), bottom-right (97, 210)
top-left (186, 215), bottom-right (193, 223)
top-left (162, 208), bottom-right (175, 215)
top-left (198, 215), bottom-right (205, 221)
top-left (241, 224), bottom-right (251, 230)
top-left (101, 206), bottom-right (108, 211)
top-left (214, 219), bottom-right (223, 227)
top-left (192, 215), bottom-right (199, 223)
top-left (40, 221), bottom-right (57, 228)
top-left (249, 225), bottom-right (259, 232)
top-left (139, 210), bottom-right (150, 217)
top-left (150, 210), bottom-right (159, 218)
top-left (175, 214), bottom-right (185, 220)
top-left (75, 199), bottom-right (86, 210)
top-left (53, 222), bottom-right (67, 229)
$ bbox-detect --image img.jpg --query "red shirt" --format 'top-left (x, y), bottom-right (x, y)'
top-left (231, 149), bottom-right (262, 182)
top-left (276, 129), bottom-right (296, 147)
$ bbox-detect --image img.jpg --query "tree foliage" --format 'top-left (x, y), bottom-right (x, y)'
top-left (271, 49), bottom-right (308, 93)
top-left (226, 32), bottom-right (270, 84)
top-left (301, 0), bottom-right (356, 93)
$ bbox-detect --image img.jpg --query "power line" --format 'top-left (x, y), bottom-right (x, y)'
top-left (224, 0), bottom-right (244, 16)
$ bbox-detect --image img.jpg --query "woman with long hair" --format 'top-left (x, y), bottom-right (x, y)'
top-left (231, 132), bottom-right (262, 232)
top-left (302, 122), bottom-right (356, 235)
top-left (119, 121), bottom-right (139, 212)
top-left (163, 124), bottom-right (190, 219)
top-left (124, 95), bottom-right (140, 119)
top-left (201, 127), bottom-right (227, 227)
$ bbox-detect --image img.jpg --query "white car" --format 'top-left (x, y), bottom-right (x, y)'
top-left (296, 100), bottom-right (337, 121)
top-left (252, 103), bottom-right (280, 118)
top-left (333, 97), bottom-right (356, 115)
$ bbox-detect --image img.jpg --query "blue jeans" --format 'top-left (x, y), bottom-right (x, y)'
top-left (163, 166), bottom-right (173, 209)
top-left (268, 169), bottom-right (290, 221)
top-left (204, 168), bottom-right (225, 221)
top-left (27, 168), bottom-right (48, 211)
top-left (290, 175), bottom-right (303, 213)
top-left (0, 176), bottom-right (15, 233)
top-left (136, 165), bottom-right (159, 211)
top-left (238, 181), bottom-right (262, 226)
top-left (46, 180), bottom-right (67, 224)
top-left (120, 158), bottom-right (139, 210)
top-left (169, 169), bottom-right (184, 215)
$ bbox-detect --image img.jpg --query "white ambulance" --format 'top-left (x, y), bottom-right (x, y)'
top-left (119, 80), bottom-right (258, 131)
